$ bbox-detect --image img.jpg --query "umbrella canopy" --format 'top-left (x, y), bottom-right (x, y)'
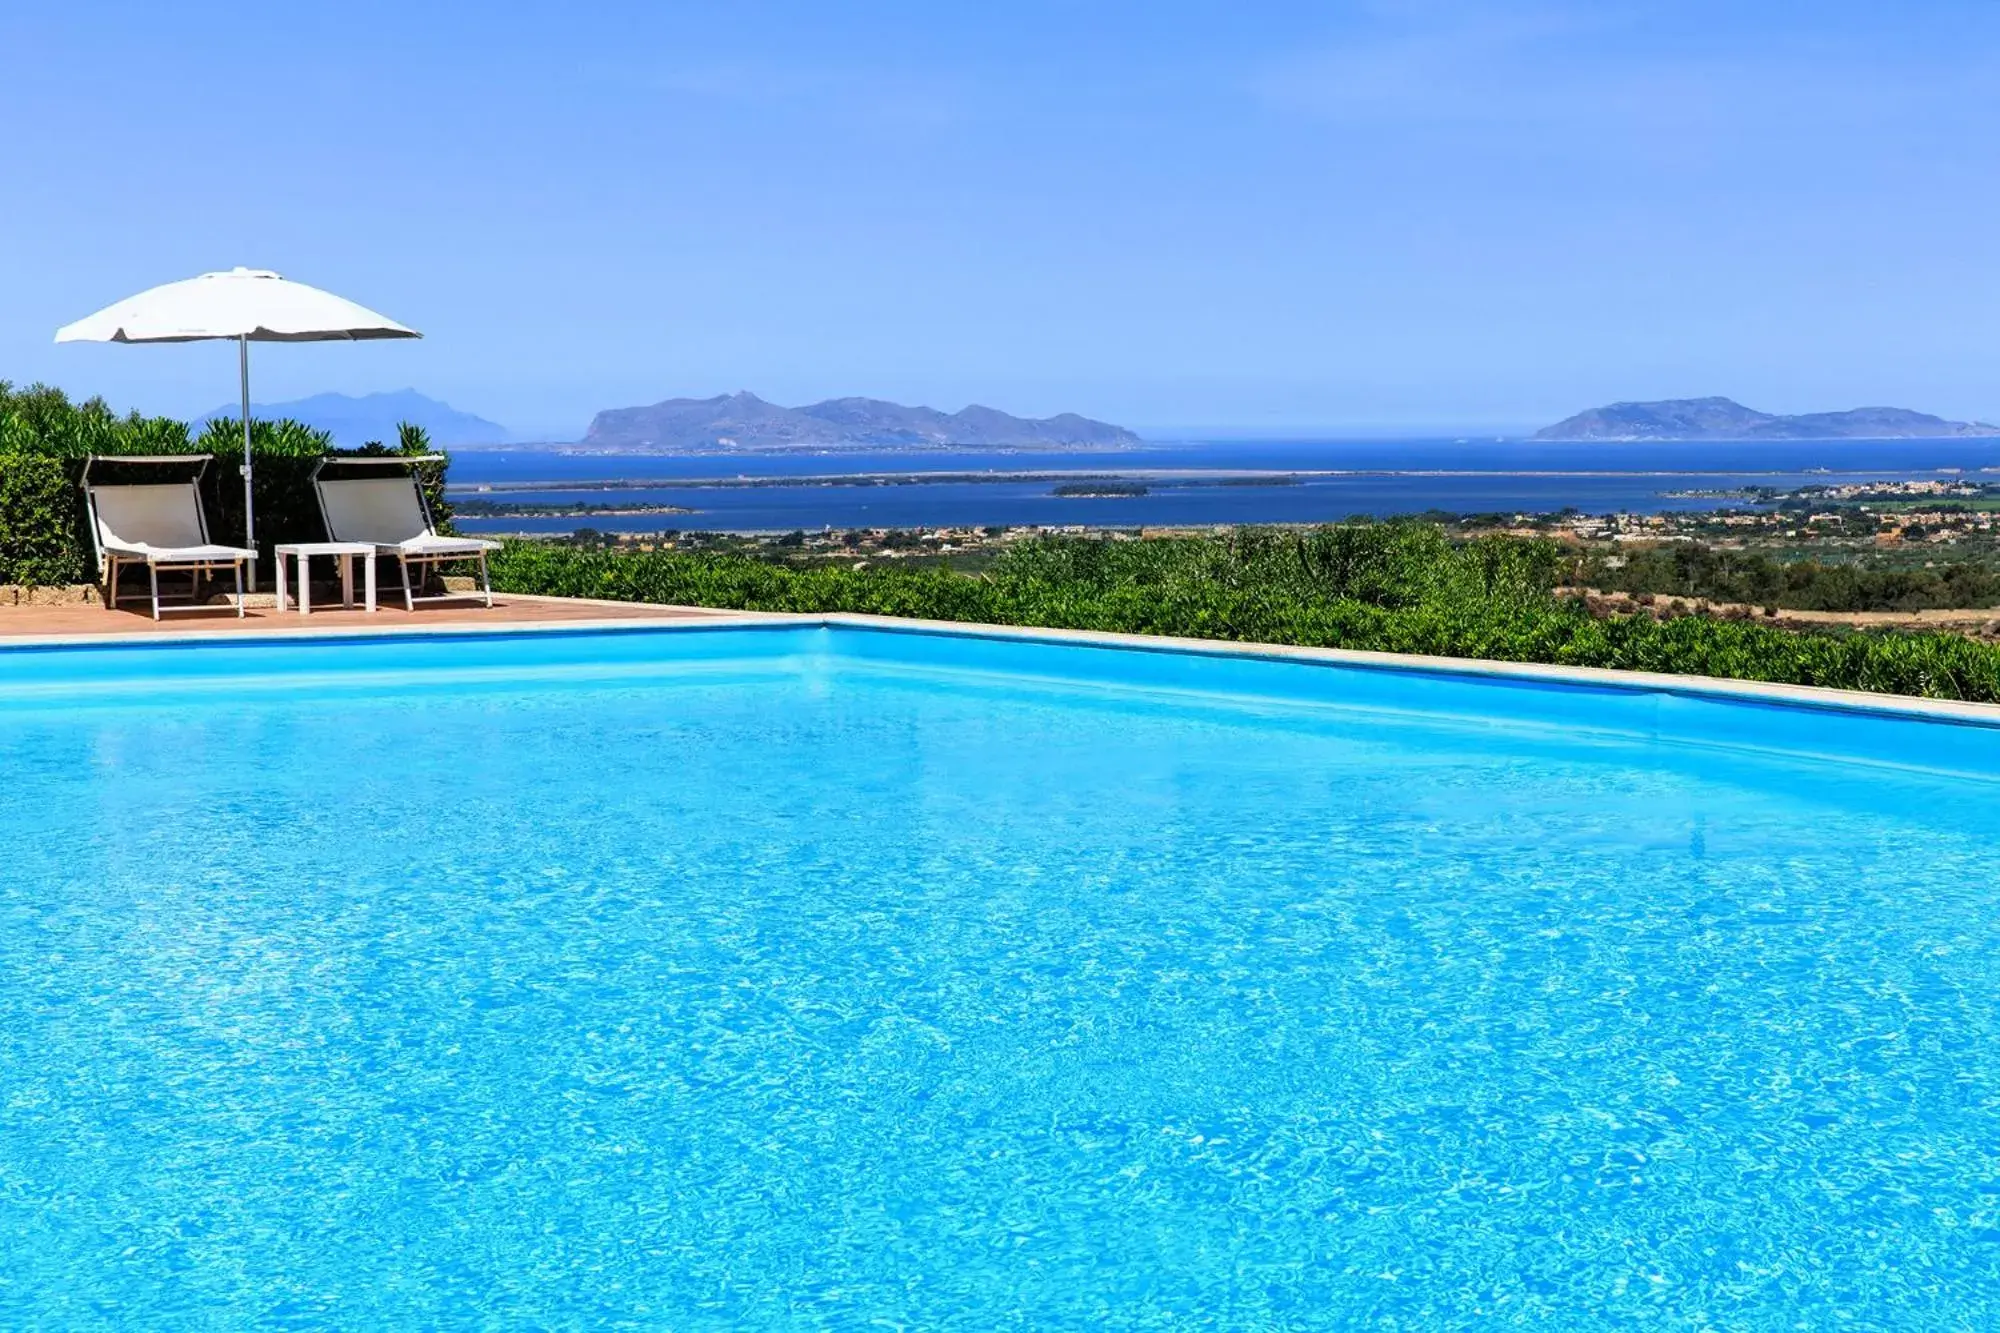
top-left (56, 268), bottom-right (420, 567)
top-left (56, 267), bottom-right (419, 345)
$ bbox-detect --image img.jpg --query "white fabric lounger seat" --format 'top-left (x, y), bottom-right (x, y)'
top-left (389, 532), bottom-right (497, 557)
top-left (86, 481), bottom-right (256, 619)
top-left (105, 540), bottom-right (256, 562)
top-left (314, 473), bottom-right (498, 610)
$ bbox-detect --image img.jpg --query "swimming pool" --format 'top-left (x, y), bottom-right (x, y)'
top-left (2, 622), bottom-right (1997, 1327)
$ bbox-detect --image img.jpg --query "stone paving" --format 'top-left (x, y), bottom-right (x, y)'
top-left (0, 591), bottom-right (740, 639)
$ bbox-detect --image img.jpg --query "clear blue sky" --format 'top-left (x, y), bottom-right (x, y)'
top-left (4, 0), bottom-right (1998, 439)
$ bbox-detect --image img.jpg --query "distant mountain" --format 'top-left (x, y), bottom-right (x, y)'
top-left (582, 391), bottom-right (1142, 452)
top-left (1534, 397), bottom-right (2000, 441)
top-left (198, 390), bottom-right (508, 446)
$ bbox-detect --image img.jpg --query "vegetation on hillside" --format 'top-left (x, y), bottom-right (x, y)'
top-left (492, 524), bottom-right (2000, 702)
top-left (1580, 543), bottom-right (2000, 613)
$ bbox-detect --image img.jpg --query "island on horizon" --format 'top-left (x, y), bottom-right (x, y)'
top-left (1534, 396), bottom-right (2000, 442)
top-left (576, 391), bottom-right (1142, 454)
top-left (199, 389), bottom-right (511, 448)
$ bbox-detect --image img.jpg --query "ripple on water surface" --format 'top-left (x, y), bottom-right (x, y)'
top-left (0, 645), bottom-right (1996, 1328)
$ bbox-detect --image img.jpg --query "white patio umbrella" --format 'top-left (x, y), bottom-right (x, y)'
top-left (55, 267), bottom-right (421, 561)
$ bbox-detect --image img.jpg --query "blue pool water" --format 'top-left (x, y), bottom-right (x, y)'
top-left (2, 625), bottom-right (1998, 1328)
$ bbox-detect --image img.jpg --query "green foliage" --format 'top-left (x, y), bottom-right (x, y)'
top-left (398, 423), bottom-right (455, 534)
top-left (490, 524), bottom-right (2000, 703)
top-left (194, 415), bottom-right (335, 458)
top-left (0, 379), bottom-right (195, 458)
top-left (1585, 542), bottom-right (2000, 612)
top-left (0, 381), bottom-right (452, 585)
top-left (187, 417), bottom-right (339, 557)
top-left (0, 454), bottom-right (89, 585)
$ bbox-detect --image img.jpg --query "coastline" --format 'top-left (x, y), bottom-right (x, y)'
top-left (448, 465), bottom-right (2000, 495)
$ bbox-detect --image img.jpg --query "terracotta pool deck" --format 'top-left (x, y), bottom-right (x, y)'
top-left (0, 593), bottom-right (750, 639)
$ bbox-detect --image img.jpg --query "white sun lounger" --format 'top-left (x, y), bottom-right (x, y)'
top-left (82, 458), bottom-right (256, 620)
top-left (312, 458), bottom-right (498, 610)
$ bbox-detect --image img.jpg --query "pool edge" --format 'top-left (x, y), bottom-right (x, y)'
top-left (818, 613), bottom-right (2000, 731)
top-left (1, 605), bottom-right (1997, 731)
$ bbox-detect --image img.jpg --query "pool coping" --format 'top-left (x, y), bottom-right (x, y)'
top-left (1, 601), bottom-right (1997, 731)
top-left (817, 613), bottom-right (2000, 730)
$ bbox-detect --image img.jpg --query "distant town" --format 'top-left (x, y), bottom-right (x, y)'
top-left (545, 477), bottom-right (2000, 562)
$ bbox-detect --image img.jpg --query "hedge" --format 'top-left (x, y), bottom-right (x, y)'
top-left (0, 382), bottom-right (453, 587)
top-left (488, 528), bottom-right (2000, 704)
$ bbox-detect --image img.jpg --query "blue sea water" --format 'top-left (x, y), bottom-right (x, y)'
top-left (2, 625), bottom-right (1999, 1328)
top-left (447, 438), bottom-right (2000, 533)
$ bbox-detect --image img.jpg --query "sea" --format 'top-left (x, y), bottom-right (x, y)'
top-left (446, 438), bottom-right (2000, 535)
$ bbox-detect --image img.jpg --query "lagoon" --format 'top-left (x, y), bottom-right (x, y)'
top-left (448, 438), bottom-right (2000, 532)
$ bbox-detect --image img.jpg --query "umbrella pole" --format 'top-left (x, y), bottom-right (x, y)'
top-left (239, 335), bottom-right (256, 591)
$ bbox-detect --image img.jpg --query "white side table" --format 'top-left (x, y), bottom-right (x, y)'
top-left (274, 542), bottom-right (378, 615)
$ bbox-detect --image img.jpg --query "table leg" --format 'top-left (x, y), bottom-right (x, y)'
top-left (275, 552), bottom-right (290, 613)
top-left (340, 553), bottom-right (355, 608)
top-left (298, 553), bottom-right (311, 616)
top-left (364, 553), bottom-right (377, 612)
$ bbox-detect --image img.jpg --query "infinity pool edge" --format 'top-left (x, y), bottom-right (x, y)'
top-left (0, 607), bottom-right (1995, 732)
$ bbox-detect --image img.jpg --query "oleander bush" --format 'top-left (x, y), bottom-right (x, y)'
top-left (490, 524), bottom-right (2000, 702)
top-left (0, 381), bottom-right (453, 586)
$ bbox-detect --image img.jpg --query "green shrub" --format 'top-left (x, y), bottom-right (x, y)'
top-left (1584, 542), bottom-right (2000, 612)
top-left (0, 454), bottom-right (89, 586)
top-left (0, 381), bottom-right (452, 586)
top-left (489, 528), bottom-right (2000, 703)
